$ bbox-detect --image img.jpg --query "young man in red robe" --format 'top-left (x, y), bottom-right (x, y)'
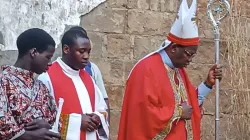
top-left (118, 0), bottom-right (223, 139)
top-left (38, 29), bottom-right (109, 140)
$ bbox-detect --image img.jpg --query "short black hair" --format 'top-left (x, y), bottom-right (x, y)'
top-left (16, 28), bottom-right (55, 58)
top-left (69, 26), bottom-right (87, 35)
top-left (61, 29), bottom-right (89, 47)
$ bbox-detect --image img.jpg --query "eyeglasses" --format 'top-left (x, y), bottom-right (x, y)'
top-left (184, 49), bottom-right (196, 58)
top-left (171, 43), bottom-right (197, 58)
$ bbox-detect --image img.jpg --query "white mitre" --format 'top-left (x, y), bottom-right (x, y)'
top-left (167, 0), bottom-right (199, 46)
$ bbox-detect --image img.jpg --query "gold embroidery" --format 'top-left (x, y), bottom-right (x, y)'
top-left (186, 120), bottom-right (194, 140)
top-left (60, 114), bottom-right (70, 140)
top-left (153, 65), bottom-right (193, 139)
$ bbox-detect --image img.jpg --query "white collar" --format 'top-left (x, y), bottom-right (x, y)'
top-left (56, 57), bottom-right (80, 77)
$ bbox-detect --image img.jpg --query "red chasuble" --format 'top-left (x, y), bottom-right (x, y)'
top-left (118, 53), bottom-right (201, 140)
top-left (48, 62), bottom-right (95, 140)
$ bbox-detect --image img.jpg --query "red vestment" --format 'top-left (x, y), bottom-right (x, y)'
top-left (48, 62), bottom-right (95, 140)
top-left (118, 53), bottom-right (201, 140)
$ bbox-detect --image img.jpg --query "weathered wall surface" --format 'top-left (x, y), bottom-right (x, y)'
top-left (1, 0), bottom-right (250, 139)
top-left (0, 0), bottom-right (105, 50)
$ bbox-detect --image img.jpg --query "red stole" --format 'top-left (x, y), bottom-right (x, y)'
top-left (48, 62), bottom-right (95, 140)
top-left (118, 53), bottom-right (201, 140)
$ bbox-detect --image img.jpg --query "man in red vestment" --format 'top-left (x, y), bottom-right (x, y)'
top-left (38, 29), bottom-right (109, 140)
top-left (69, 26), bottom-right (110, 124)
top-left (118, 0), bottom-right (222, 140)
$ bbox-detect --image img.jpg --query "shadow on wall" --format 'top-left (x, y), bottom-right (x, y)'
top-left (0, 31), bottom-right (4, 46)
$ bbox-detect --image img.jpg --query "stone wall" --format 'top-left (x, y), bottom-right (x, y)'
top-left (1, 0), bottom-right (250, 139)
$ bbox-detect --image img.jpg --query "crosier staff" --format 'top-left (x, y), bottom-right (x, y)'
top-left (207, 0), bottom-right (230, 140)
